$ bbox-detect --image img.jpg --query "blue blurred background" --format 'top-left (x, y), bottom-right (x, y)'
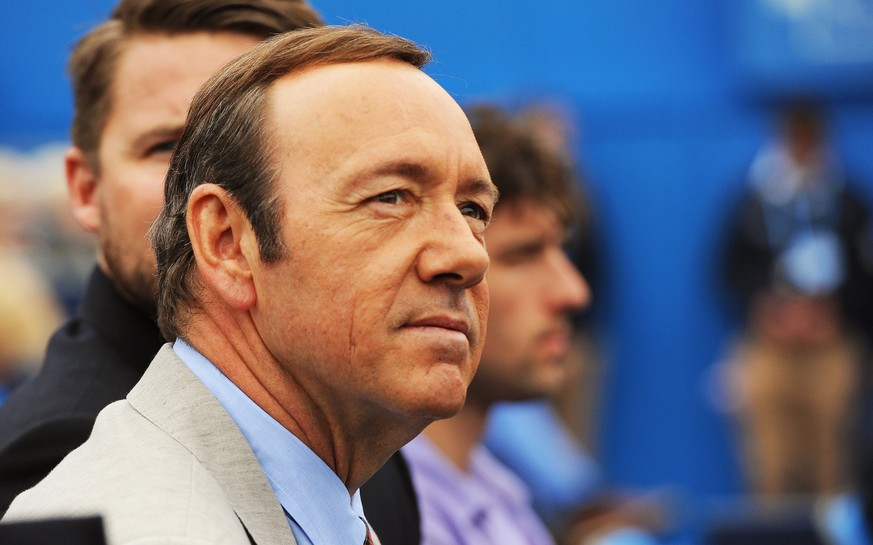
top-left (4, 0), bottom-right (873, 536)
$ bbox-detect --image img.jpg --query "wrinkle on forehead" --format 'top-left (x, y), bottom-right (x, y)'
top-left (266, 59), bottom-right (488, 193)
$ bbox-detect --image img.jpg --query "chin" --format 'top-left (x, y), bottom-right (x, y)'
top-left (432, 398), bottom-right (467, 419)
top-left (425, 387), bottom-right (468, 418)
top-left (505, 378), bottom-right (563, 403)
top-left (407, 386), bottom-right (467, 422)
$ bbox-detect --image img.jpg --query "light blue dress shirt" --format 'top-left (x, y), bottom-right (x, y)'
top-left (174, 339), bottom-right (369, 545)
top-left (819, 493), bottom-right (873, 545)
top-left (484, 400), bottom-right (604, 522)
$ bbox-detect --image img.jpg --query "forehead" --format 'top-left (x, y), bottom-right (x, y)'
top-left (265, 60), bottom-right (489, 183)
top-left (488, 200), bottom-right (566, 243)
top-left (106, 32), bottom-right (259, 133)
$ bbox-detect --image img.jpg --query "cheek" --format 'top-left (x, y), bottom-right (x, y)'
top-left (140, 177), bottom-right (168, 222)
top-left (283, 227), bottom-right (420, 350)
top-left (480, 285), bottom-right (533, 359)
top-left (485, 278), bottom-right (524, 326)
top-left (263, 281), bottom-right (355, 370)
top-left (106, 169), bottom-right (166, 230)
top-left (307, 264), bottom-right (394, 353)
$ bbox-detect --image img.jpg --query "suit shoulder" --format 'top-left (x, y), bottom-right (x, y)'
top-left (0, 412), bottom-right (97, 516)
top-left (4, 401), bottom-right (249, 545)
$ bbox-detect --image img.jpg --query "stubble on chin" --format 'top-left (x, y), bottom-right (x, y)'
top-left (100, 231), bottom-right (158, 317)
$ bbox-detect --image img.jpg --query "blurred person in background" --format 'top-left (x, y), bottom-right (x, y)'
top-left (481, 102), bottom-right (611, 529)
top-left (0, 158), bottom-right (66, 403)
top-left (0, 251), bottom-right (63, 405)
top-left (488, 103), bottom-right (604, 453)
top-left (400, 104), bottom-right (665, 545)
top-left (0, 5), bottom-right (423, 543)
top-left (0, 145), bottom-right (96, 317)
top-left (720, 100), bottom-right (873, 500)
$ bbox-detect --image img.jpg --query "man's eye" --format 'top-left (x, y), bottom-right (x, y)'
top-left (459, 202), bottom-right (488, 221)
top-left (373, 190), bottom-right (404, 205)
top-left (149, 140), bottom-right (178, 155)
top-left (501, 244), bottom-right (546, 265)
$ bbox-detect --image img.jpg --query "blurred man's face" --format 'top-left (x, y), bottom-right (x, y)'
top-left (68, 32), bottom-right (259, 311)
top-left (468, 200), bottom-right (589, 404)
top-left (250, 60), bottom-right (497, 427)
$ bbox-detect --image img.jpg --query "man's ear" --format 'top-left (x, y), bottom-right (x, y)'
top-left (187, 183), bottom-right (258, 311)
top-left (65, 147), bottom-right (101, 233)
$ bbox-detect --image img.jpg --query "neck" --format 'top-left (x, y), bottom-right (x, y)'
top-left (422, 396), bottom-right (491, 471)
top-left (184, 304), bottom-right (421, 494)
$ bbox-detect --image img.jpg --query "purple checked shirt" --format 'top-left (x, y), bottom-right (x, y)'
top-left (403, 434), bottom-right (555, 545)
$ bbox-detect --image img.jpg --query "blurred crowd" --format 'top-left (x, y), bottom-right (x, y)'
top-left (0, 145), bottom-right (91, 402)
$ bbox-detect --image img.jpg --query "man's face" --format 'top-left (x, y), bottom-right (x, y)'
top-left (80, 32), bottom-right (259, 310)
top-left (467, 200), bottom-right (590, 405)
top-left (251, 60), bottom-right (496, 424)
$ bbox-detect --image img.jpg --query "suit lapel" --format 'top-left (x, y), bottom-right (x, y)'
top-left (128, 345), bottom-right (296, 545)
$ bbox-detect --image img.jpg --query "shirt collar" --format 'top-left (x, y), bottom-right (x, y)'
top-left (173, 339), bottom-right (369, 545)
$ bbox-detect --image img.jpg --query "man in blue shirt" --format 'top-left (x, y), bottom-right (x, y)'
top-left (4, 25), bottom-right (496, 545)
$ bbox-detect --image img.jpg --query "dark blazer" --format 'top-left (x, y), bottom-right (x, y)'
top-left (0, 266), bottom-right (421, 544)
top-left (720, 181), bottom-right (873, 331)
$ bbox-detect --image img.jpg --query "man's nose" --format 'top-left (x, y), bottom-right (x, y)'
top-left (416, 209), bottom-right (490, 288)
top-left (549, 250), bottom-right (591, 312)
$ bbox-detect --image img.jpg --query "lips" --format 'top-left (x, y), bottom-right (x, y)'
top-left (539, 324), bottom-right (572, 358)
top-left (404, 315), bottom-right (470, 336)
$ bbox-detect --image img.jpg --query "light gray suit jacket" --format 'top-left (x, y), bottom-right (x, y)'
top-left (3, 344), bottom-right (297, 545)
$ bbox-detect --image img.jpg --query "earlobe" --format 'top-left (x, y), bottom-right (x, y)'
top-left (65, 147), bottom-right (101, 233)
top-left (187, 184), bottom-right (258, 311)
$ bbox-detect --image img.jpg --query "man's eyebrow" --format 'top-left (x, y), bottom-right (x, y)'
top-left (465, 178), bottom-right (500, 205)
top-left (363, 160), bottom-right (499, 203)
top-left (369, 160), bottom-right (430, 180)
top-left (492, 237), bottom-right (548, 262)
top-left (130, 124), bottom-right (183, 150)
